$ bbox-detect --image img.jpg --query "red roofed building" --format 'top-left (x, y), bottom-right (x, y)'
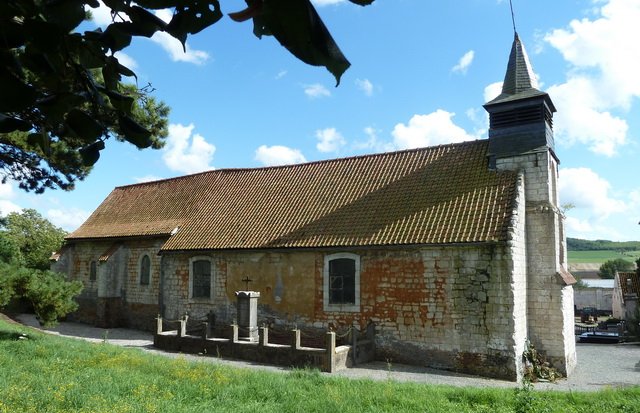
top-left (53, 33), bottom-right (577, 381)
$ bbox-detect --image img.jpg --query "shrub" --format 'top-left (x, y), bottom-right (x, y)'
top-left (0, 262), bottom-right (82, 327)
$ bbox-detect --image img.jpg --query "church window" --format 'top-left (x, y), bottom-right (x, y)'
top-left (89, 261), bottom-right (97, 281)
top-left (140, 255), bottom-right (151, 285)
top-left (323, 253), bottom-right (360, 312)
top-left (190, 257), bottom-right (212, 299)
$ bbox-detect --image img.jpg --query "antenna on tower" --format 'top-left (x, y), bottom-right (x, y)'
top-left (509, 0), bottom-right (517, 34)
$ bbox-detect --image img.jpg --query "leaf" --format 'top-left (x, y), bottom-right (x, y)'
top-left (27, 132), bottom-right (50, 154)
top-left (253, 0), bottom-right (350, 86)
top-left (0, 70), bottom-right (38, 112)
top-left (105, 90), bottom-right (135, 112)
top-left (38, 93), bottom-right (86, 122)
top-left (66, 109), bottom-right (104, 141)
top-left (0, 115), bottom-right (32, 133)
top-left (0, 19), bottom-right (26, 48)
top-left (43, 0), bottom-right (86, 32)
top-left (102, 22), bottom-right (133, 52)
top-left (348, 0), bottom-right (375, 5)
top-left (126, 5), bottom-right (168, 38)
top-left (119, 115), bottom-right (153, 148)
top-left (79, 140), bottom-right (105, 166)
top-left (166, 0), bottom-right (223, 50)
top-left (102, 57), bottom-right (122, 91)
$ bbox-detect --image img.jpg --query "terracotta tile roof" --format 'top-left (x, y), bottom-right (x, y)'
top-left (618, 272), bottom-right (640, 300)
top-left (67, 140), bottom-right (519, 251)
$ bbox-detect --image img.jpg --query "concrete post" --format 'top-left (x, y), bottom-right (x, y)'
top-left (178, 315), bottom-right (188, 337)
top-left (230, 324), bottom-right (239, 343)
top-left (259, 327), bottom-right (269, 347)
top-left (156, 316), bottom-right (163, 335)
top-left (202, 322), bottom-right (209, 340)
top-left (291, 329), bottom-right (301, 350)
top-left (325, 331), bottom-right (336, 373)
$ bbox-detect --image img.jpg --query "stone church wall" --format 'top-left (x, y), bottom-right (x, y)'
top-left (159, 244), bottom-right (521, 380)
top-left (57, 238), bottom-right (164, 331)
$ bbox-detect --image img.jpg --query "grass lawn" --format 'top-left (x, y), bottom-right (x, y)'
top-left (1, 318), bottom-right (639, 413)
top-left (568, 250), bottom-right (640, 264)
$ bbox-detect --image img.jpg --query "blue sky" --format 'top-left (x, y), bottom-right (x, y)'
top-left (1, 0), bottom-right (639, 242)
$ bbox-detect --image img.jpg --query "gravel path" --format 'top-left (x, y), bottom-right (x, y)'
top-left (13, 314), bottom-right (640, 391)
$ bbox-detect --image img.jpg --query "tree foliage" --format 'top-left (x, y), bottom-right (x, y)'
top-left (0, 210), bottom-right (81, 326)
top-left (1, 0), bottom-right (372, 192)
top-left (0, 208), bottom-right (67, 270)
top-left (567, 238), bottom-right (640, 252)
top-left (0, 263), bottom-right (83, 326)
top-left (598, 258), bottom-right (635, 279)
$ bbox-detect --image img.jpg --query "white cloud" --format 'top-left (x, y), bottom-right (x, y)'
top-left (275, 70), bottom-right (288, 80)
top-left (0, 201), bottom-right (21, 217)
top-left (0, 181), bottom-right (15, 200)
top-left (254, 145), bottom-right (306, 166)
top-left (484, 81), bottom-right (503, 103)
top-left (0, 182), bottom-right (21, 217)
top-left (544, 0), bottom-right (640, 156)
top-left (355, 78), bottom-right (374, 96)
top-left (147, 9), bottom-right (209, 65)
top-left (547, 78), bottom-right (627, 156)
top-left (134, 175), bottom-right (163, 183)
top-left (162, 123), bottom-right (216, 174)
top-left (114, 52), bottom-right (138, 72)
top-left (47, 208), bottom-right (90, 232)
top-left (311, 0), bottom-right (346, 5)
top-left (391, 109), bottom-right (477, 149)
top-left (451, 50), bottom-right (475, 74)
top-left (316, 128), bottom-right (346, 153)
top-left (150, 31), bottom-right (210, 65)
top-left (353, 127), bottom-right (395, 153)
top-left (304, 84), bottom-right (331, 99)
top-left (85, 3), bottom-right (209, 65)
top-left (559, 167), bottom-right (627, 219)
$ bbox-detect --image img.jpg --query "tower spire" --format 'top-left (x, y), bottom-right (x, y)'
top-left (487, 32), bottom-right (544, 105)
top-left (483, 33), bottom-right (557, 161)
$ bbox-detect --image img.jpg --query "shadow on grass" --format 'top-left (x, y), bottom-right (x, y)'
top-left (0, 330), bottom-right (33, 341)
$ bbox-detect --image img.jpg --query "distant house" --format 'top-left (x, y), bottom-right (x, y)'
top-left (52, 33), bottom-right (577, 381)
top-left (612, 272), bottom-right (640, 319)
top-left (574, 279), bottom-right (614, 314)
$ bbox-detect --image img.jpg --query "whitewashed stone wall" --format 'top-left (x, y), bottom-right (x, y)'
top-left (496, 150), bottom-right (577, 376)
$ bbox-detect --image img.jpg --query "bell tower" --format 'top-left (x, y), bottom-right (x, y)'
top-left (484, 33), bottom-right (577, 377)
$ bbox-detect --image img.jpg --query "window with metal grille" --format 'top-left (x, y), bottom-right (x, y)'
top-left (140, 255), bottom-right (150, 285)
top-left (329, 258), bottom-right (356, 305)
top-left (192, 259), bottom-right (211, 299)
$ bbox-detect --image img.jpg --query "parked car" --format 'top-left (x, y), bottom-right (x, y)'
top-left (578, 331), bottom-right (619, 344)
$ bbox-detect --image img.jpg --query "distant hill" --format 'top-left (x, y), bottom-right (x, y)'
top-left (567, 238), bottom-right (640, 251)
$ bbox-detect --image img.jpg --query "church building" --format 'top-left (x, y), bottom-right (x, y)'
top-left (53, 33), bottom-right (577, 381)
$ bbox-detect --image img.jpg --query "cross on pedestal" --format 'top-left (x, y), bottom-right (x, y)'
top-left (242, 276), bottom-right (253, 291)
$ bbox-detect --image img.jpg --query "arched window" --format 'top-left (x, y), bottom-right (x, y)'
top-left (190, 257), bottom-right (212, 299)
top-left (89, 261), bottom-right (97, 281)
top-left (140, 255), bottom-right (150, 285)
top-left (323, 253), bottom-right (360, 312)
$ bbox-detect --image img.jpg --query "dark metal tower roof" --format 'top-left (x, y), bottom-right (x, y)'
top-left (485, 32), bottom-right (551, 107)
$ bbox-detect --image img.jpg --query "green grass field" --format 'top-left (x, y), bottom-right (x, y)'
top-left (1, 317), bottom-right (639, 413)
top-left (568, 250), bottom-right (640, 264)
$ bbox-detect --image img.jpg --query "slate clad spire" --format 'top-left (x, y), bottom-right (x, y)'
top-left (497, 32), bottom-right (539, 98)
top-left (484, 32), bottom-right (556, 163)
